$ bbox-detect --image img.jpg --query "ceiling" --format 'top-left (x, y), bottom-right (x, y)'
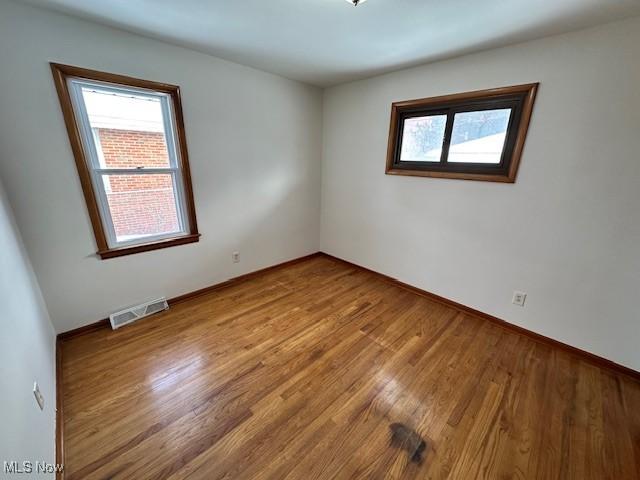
top-left (19, 0), bottom-right (640, 86)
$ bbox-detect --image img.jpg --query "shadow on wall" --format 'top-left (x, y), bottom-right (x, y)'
top-left (0, 177), bottom-right (57, 471)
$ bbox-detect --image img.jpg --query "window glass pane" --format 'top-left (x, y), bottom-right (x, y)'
top-left (102, 174), bottom-right (182, 243)
top-left (81, 86), bottom-right (172, 169)
top-left (399, 114), bottom-right (447, 162)
top-left (448, 109), bottom-right (511, 164)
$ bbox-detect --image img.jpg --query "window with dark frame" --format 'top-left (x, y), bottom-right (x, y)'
top-left (385, 83), bottom-right (538, 182)
top-left (51, 63), bottom-right (199, 259)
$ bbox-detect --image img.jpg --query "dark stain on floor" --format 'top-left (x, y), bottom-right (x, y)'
top-left (389, 422), bottom-right (427, 463)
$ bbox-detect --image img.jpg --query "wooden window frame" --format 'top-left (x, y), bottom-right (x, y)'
top-left (385, 83), bottom-right (538, 183)
top-left (50, 63), bottom-right (200, 259)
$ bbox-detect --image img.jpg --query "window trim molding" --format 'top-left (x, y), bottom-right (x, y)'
top-left (385, 83), bottom-right (539, 183)
top-left (50, 63), bottom-right (200, 259)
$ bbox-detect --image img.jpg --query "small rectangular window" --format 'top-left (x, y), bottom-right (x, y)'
top-left (51, 64), bottom-right (199, 259)
top-left (386, 84), bottom-right (538, 182)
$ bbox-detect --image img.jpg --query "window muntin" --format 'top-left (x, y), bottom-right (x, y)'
top-left (51, 64), bottom-right (199, 259)
top-left (386, 84), bottom-right (538, 182)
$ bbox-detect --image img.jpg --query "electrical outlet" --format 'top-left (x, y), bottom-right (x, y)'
top-left (512, 291), bottom-right (527, 307)
top-left (232, 251), bottom-right (240, 263)
top-left (33, 382), bottom-right (44, 411)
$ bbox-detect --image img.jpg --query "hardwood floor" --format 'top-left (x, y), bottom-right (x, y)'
top-left (59, 255), bottom-right (640, 479)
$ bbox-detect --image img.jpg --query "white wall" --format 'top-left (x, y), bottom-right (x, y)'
top-left (321, 17), bottom-right (640, 371)
top-left (0, 179), bottom-right (57, 478)
top-left (0, 1), bottom-right (323, 333)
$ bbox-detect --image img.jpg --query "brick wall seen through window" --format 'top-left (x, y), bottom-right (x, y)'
top-left (98, 128), bottom-right (179, 239)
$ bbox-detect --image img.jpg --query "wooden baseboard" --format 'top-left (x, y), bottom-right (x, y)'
top-left (56, 319), bottom-right (109, 341)
top-left (57, 250), bottom-right (640, 382)
top-left (53, 248), bottom-right (639, 475)
top-left (318, 252), bottom-right (640, 382)
top-left (54, 251), bottom-right (323, 476)
top-left (56, 252), bottom-right (323, 341)
top-left (168, 252), bottom-right (322, 306)
top-left (55, 339), bottom-right (64, 480)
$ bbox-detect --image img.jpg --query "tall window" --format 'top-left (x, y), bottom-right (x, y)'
top-left (51, 64), bottom-right (199, 259)
top-left (386, 84), bottom-right (538, 182)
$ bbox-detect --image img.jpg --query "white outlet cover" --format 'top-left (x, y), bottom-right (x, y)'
top-left (33, 382), bottom-right (44, 411)
top-left (512, 291), bottom-right (527, 307)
